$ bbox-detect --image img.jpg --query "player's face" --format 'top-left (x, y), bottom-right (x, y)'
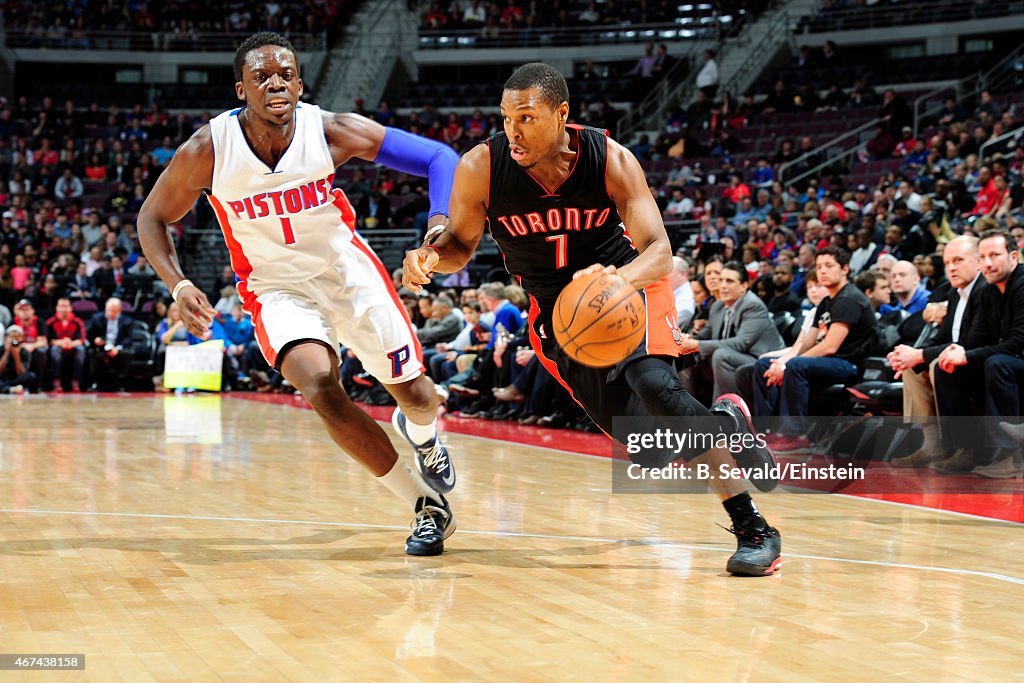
top-left (236, 46), bottom-right (303, 126)
top-left (500, 87), bottom-right (568, 169)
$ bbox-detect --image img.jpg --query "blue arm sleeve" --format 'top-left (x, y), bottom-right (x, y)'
top-left (374, 127), bottom-right (459, 218)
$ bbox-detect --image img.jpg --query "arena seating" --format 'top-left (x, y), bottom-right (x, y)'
top-left (417, 0), bottom-right (773, 48)
top-left (798, 0), bottom-right (1021, 34)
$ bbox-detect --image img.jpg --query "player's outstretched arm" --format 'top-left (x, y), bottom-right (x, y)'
top-left (604, 138), bottom-right (673, 289)
top-left (323, 112), bottom-right (458, 230)
top-left (402, 145), bottom-right (490, 293)
top-left (137, 127), bottom-right (217, 336)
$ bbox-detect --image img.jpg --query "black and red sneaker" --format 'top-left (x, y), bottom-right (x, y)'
top-left (711, 393), bottom-right (779, 492)
top-left (724, 524), bottom-right (782, 576)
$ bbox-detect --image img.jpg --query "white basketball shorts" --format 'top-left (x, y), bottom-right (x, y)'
top-left (241, 233), bottom-right (424, 384)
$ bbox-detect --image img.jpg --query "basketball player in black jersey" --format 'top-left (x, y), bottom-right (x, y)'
top-left (403, 63), bottom-right (782, 576)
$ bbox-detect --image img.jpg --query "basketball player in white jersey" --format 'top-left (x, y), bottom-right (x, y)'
top-left (138, 32), bottom-right (458, 555)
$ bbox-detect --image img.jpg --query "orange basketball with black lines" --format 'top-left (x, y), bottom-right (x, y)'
top-left (553, 271), bottom-right (647, 368)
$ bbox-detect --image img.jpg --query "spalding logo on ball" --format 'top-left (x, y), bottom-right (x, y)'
top-left (553, 271), bottom-right (647, 368)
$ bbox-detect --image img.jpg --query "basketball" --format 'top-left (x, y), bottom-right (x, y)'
top-left (553, 271), bottom-right (647, 368)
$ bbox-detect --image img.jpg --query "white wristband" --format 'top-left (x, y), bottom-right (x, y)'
top-left (171, 279), bottom-right (194, 302)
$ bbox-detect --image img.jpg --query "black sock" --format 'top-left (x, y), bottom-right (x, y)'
top-left (722, 492), bottom-right (767, 531)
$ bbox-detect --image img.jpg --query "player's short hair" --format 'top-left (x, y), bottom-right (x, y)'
top-left (504, 63), bottom-right (569, 110)
top-left (234, 32), bottom-right (298, 81)
top-left (816, 245), bottom-right (851, 268)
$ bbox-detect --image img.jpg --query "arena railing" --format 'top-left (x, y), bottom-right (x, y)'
top-left (1, 29), bottom-right (325, 52)
top-left (781, 43), bottom-right (1024, 189)
top-left (722, 10), bottom-right (795, 104)
top-left (912, 42), bottom-right (1024, 138)
top-left (615, 52), bottom-right (700, 141)
top-left (978, 123), bottom-right (1024, 166)
top-left (615, 9), bottom-right (761, 141)
top-left (777, 115), bottom-right (883, 186)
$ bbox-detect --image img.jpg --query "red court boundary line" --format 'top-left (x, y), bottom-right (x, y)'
top-left (35, 392), bottom-right (1024, 524)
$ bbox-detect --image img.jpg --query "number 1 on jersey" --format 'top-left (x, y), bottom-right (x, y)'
top-left (546, 234), bottom-right (567, 269)
top-left (280, 217), bottom-right (296, 245)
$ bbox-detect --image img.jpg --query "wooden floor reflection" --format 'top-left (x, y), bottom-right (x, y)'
top-left (0, 395), bottom-right (1021, 682)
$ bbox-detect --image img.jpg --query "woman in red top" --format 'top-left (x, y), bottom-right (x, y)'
top-left (464, 110), bottom-right (486, 141)
top-left (972, 174), bottom-right (1011, 217)
top-left (721, 173), bottom-right (751, 206)
top-left (34, 139), bottom-right (60, 167)
top-left (84, 154), bottom-right (108, 181)
top-left (424, 119), bottom-right (444, 142)
top-left (442, 113), bottom-right (463, 147)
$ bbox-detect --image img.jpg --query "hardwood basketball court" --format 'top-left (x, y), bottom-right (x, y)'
top-left (1, 393), bottom-right (1021, 681)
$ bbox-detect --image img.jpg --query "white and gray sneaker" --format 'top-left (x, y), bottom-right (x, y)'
top-left (405, 495), bottom-right (456, 556)
top-left (392, 408), bottom-right (456, 494)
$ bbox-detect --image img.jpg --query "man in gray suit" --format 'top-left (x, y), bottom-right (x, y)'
top-left (679, 261), bottom-right (785, 402)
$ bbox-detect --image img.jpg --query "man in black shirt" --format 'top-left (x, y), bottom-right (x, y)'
top-left (768, 264), bottom-right (802, 316)
top-left (887, 236), bottom-right (984, 469)
top-left (753, 247), bottom-right (877, 452)
top-left (932, 230), bottom-right (1024, 478)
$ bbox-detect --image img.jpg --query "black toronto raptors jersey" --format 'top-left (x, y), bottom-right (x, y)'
top-left (486, 125), bottom-right (636, 310)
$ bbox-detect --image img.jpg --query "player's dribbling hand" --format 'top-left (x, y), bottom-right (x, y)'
top-left (177, 284), bottom-right (217, 337)
top-left (402, 248), bottom-right (439, 293)
top-left (572, 263), bottom-right (617, 281)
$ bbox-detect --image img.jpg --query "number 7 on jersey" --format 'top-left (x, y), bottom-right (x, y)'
top-left (545, 234), bottom-right (567, 268)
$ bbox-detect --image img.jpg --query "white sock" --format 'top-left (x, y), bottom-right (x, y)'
top-left (404, 415), bottom-right (438, 446)
top-left (377, 459), bottom-right (436, 510)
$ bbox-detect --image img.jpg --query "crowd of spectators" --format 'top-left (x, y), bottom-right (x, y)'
top-left (5, 49), bottom-right (1024, 464)
top-left (419, 0), bottom-right (693, 33)
top-left (611, 72), bottom-right (1023, 473)
top-left (352, 60), bottom-right (1024, 460)
top-left (0, 92), bottom-right (224, 393)
top-left (802, 0), bottom-right (1017, 33)
top-left (0, 0), bottom-right (345, 42)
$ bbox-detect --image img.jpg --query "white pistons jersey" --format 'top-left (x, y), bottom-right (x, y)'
top-left (207, 103), bottom-right (356, 291)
